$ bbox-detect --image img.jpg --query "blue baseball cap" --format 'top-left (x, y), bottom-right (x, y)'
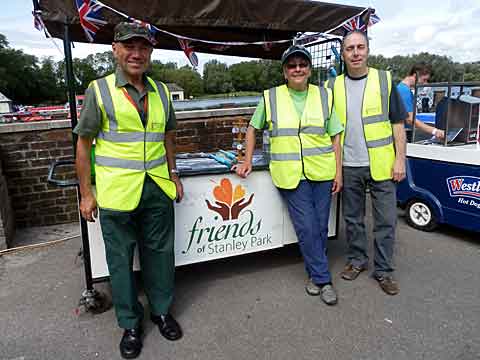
top-left (281, 45), bottom-right (312, 65)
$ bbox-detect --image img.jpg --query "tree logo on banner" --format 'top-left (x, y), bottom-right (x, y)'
top-left (205, 178), bottom-right (254, 221)
top-left (182, 177), bottom-right (263, 256)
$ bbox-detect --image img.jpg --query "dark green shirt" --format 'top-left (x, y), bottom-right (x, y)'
top-left (73, 67), bottom-right (176, 137)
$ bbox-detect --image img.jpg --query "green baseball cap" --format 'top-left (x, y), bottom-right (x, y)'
top-left (113, 22), bottom-right (156, 45)
top-left (281, 45), bottom-right (312, 65)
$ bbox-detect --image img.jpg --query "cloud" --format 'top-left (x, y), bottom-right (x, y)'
top-left (369, 0), bottom-right (480, 63)
top-left (414, 26), bottom-right (436, 43)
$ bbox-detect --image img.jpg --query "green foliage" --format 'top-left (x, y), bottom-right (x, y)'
top-left (0, 46), bottom-right (42, 104)
top-left (203, 60), bottom-right (234, 94)
top-left (228, 60), bottom-right (284, 92)
top-left (0, 34), bottom-right (8, 49)
top-left (172, 65), bottom-right (204, 98)
top-left (149, 61), bottom-right (203, 98)
top-left (37, 57), bottom-right (64, 104)
top-left (368, 52), bottom-right (467, 83)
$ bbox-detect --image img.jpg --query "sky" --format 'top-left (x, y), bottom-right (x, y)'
top-left (1, 0), bottom-right (479, 73)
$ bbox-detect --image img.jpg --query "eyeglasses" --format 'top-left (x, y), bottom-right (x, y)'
top-left (286, 62), bottom-right (309, 70)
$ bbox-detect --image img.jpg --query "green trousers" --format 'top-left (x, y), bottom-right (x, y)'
top-left (99, 175), bottom-right (175, 329)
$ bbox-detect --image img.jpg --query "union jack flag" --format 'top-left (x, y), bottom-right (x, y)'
top-left (178, 39), bottom-right (199, 68)
top-left (33, 11), bottom-right (45, 32)
top-left (75, 0), bottom-right (107, 42)
top-left (342, 11), bottom-right (381, 34)
top-left (368, 13), bottom-right (381, 27)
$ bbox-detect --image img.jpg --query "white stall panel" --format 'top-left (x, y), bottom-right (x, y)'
top-left (87, 171), bottom-right (338, 280)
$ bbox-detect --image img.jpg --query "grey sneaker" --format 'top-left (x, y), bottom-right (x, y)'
top-left (305, 278), bottom-right (321, 296)
top-left (320, 284), bottom-right (338, 305)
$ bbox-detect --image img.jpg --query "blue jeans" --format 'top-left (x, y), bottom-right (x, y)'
top-left (342, 166), bottom-right (397, 277)
top-left (280, 180), bottom-right (333, 285)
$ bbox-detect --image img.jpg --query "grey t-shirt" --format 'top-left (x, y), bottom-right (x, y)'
top-left (343, 73), bottom-right (407, 167)
top-left (343, 76), bottom-right (369, 167)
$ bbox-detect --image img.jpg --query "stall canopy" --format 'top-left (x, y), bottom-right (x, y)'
top-left (37, 0), bottom-right (367, 59)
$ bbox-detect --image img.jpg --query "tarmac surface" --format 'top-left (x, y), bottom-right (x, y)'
top-left (1, 207), bottom-right (479, 360)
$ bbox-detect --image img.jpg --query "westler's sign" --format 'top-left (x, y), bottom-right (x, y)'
top-left (174, 172), bottom-right (284, 266)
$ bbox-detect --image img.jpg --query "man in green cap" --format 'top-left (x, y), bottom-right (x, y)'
top-left (74, 21), bottom-right (183, 359)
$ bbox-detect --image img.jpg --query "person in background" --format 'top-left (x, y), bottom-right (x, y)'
top-left (74, 22), bottom-right (183, 359)
top-left (397, 63), bottom-right (445, 140)
top-left (234, 45), bottom-right (343, 306)
top-left (327, 30), bottom-right (407, 295)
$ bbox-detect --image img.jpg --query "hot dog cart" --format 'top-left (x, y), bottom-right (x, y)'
top-left (397, 82), bottom-right (480, 232)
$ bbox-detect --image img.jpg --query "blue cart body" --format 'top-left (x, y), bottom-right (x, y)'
top-left (397, 144), bottom-right (480, 233)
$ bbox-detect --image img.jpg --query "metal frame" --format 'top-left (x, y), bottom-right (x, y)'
top-left (305, 38), bottom-right (343, 85)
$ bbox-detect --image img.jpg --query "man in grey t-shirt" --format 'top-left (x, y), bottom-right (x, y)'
top-left (329, 30), bottom-right (407, 296)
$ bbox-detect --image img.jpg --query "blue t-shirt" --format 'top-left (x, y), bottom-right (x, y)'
top-left (397, 82), bottom-right (414, 113)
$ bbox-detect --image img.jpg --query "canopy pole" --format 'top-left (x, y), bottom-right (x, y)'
top-left (63, 24), bottom-right (79, 141)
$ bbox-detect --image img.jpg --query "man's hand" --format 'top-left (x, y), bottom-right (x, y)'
top-left (232, 161), bottom-right (252, 178)
top-left (332, 172), bottom-right (343, 194)
top-left (392, 157), bottom-right (406, 182)
top-left (79, 193), bottom-right (98, 222)
top-left (434, 129), bottom-right (445, 140)
top-left (172, 174), bottom-right (184, 203)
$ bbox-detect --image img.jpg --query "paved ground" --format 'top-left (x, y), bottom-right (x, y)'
top-left (1, 208), bottom-right (479, 360)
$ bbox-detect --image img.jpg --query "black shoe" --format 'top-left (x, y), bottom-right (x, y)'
top-left (151, 313), bottom-right (183, 341)
top-left (119, 328), bottom-right (143, 359)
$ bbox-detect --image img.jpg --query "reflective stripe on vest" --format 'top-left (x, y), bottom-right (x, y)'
top-left (265, 84), bottom-right (336, 189)
top-left (96, 77), bottom-right (169, 142)
top-left (329, 68), bottom-right (395, 181)
top-left (95, 154), bottom-right (167, 170)
top-left (92, 73), bottom-right (176, 210)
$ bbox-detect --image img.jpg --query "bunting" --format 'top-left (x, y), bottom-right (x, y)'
top-left (33, 11), bottom-right (45, 32)
top-left (75, 0), bottom-right (107, 42)
top-left (178, 39), bottom-right (199, 68)
top-left (341, 10), bottom-right (381, 34)
top-left (36, 0), bottom-right (378, 67)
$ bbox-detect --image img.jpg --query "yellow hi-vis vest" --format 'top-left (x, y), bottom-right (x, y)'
top-left (92, 73), bottom-right (176, 211)
top-left (327, 68), bottom-right (395, 181)
top-left (264, 84), bottom-right (336, 189)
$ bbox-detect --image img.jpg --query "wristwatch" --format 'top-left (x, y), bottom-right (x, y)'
top-left (170, 168), bottom-right (179, 175)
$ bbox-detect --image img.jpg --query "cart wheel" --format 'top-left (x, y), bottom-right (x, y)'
top-left (406, 200), bottom-right (437, 232)
top-left (77, 289), bottom-right (112, 315)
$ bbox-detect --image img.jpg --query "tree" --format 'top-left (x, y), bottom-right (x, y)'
top-left (229, 61), bottom-right (262, 92)
top-left (37, 57), bottom-right (64, 104)
top-left (0, 46), bottom-right (41, 104)
top-left (203, 60), bottom-right (234, 94)
top-left (257, 60), bottom-right (284, 89)
top-left (149, 61), bottom-right (178, 83)
top-left (0, 34), bottom-right (8, 49)
top-left (86, 51), bottom-right (115, 77)
top-left (172, 65), bottom-right (204, 98)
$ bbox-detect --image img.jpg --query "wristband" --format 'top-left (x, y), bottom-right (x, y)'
top-left (431, 128), bottom-right (437, 136)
